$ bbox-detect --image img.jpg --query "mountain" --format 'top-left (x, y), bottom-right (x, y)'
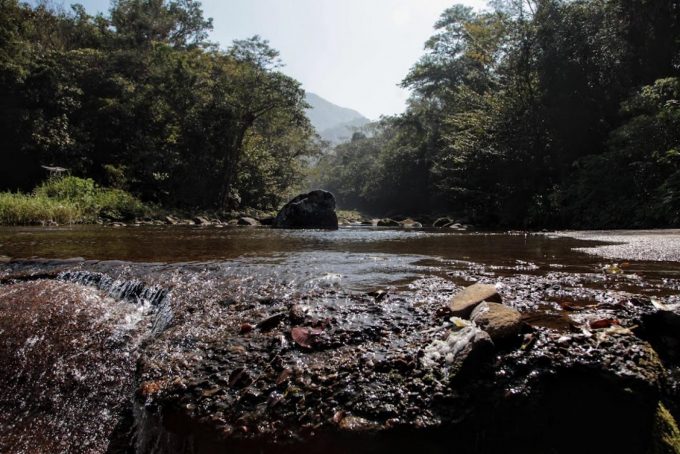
top-left (305, 93), bottom-right (370, 144)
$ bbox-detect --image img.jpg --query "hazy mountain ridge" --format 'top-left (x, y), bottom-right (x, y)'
top-left (305, 93), bottom-right (370, 143)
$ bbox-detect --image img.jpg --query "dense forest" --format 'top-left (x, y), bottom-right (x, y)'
top-left (2, 0), bottom-right (680, 228)
top-left (314, 0), bottom-right (680, 228)
top-left (0, 0), bottom-right (319, 212)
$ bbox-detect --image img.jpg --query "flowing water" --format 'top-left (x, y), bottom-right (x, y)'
top-left (2, 225), bottom-right (680, 291)
top-left (2, 225), bottom-right (680, 453)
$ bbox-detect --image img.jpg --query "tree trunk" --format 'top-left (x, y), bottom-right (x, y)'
top-left (218, 118), bottom-right (252, 209)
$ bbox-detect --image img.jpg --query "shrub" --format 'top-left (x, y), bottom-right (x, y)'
top-left (34, 176), bottom-right (149, 221)
top-left (0, 193), bottom-right (81, 225)
top-left (95, 188), bottom-right (149, 220)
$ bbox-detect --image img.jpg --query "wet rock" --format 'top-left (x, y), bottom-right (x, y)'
top-left (0, 280), bottom-right (145, 453)
top-left (238, 216), bottom-right (260, 226)
top-left (272, 190), bottom-right (338, 230)
top-left (193, 216), bottom-right (211, 225)
top-left (651, 403), bottom-right (680, 454)
top-left (291, 326), bottom-right (324, 348)
top-left (256, 312), bottom-right (288, 331)
top-left (399, 218), bottom-right (422, 228)
top-left (449, 223), bottom-right (467, 230)
top-left (164, 215), bottom-right (179, 225)
top-left (637, 302), bottom-right (680, 364)
top-left (421, 325), bottom-right (495, 377)
top-left (448, 283), bottom-right (502, 318)
top-left (490, 329), bottom-right (667, 454)
top-left (337, 415), bottom-right (380, 431)
top-left (433, 217), bottom-right (454, 228)
top-left (470, 302), bottom-right (522, 343)
top-left (3, 258), bottom-right (679, 454)
top-left (377, 218), bottom-right (400, 227)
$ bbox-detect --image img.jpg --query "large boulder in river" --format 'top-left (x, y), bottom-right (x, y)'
top-left (272, 190), bottom-right (338, 230)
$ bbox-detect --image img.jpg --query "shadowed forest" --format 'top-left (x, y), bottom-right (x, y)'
top-left (2, 0), bottom-right (680, 228)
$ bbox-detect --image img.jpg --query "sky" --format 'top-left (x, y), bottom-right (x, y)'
top-left (39, 0), bottom-right (489, 119)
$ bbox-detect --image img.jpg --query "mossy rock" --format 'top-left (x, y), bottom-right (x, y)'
top-left (652, 403), bottom-right (680, 454)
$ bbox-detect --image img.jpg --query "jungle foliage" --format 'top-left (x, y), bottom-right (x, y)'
top-left (0, 0), bottom-right (319, 211)
top-left (314, 0), bottom-right (680, 228)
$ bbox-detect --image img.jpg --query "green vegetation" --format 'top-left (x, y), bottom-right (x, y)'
top-left (2, 0), bottom-right (680, 228)
top-left (0, 192), bottom-right (80, 225)
top-left (0, 0), bottom-right (318, 215)
top-left (314, 0), bottom-right (680, 228)
top-left (0, 176), bottom-right (149, 225)
top-left (34, 176), bottom-right (149, 221)
top-left (652, 403), bottom-right (680, 454)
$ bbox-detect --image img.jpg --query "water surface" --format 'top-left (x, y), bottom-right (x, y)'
top-left (2, 225), bottom-right (680, 291)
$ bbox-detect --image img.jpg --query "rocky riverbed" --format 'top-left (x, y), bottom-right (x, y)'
top-left (1, 229), bottom-right (680, 453)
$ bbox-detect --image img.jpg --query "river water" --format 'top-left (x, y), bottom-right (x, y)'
top-left (2, 225), bottom-right (680, 453)
top-left (1, 225), bottom-right (679, 293)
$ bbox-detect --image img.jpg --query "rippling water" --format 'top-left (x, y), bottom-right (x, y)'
top-left (2, 226), bottom-right (680, 453)
top-left (2, 225), bottom-right (680, 291)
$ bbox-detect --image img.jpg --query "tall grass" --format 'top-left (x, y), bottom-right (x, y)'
top-left (35, 176), bottom-right (149, 221)
top-left (0, 193), bottom-right (81, 225)
top-left (0, 176), bottom-right (150, 225)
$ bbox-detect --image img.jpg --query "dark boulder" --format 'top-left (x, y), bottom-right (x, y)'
top-left (377, 218), bottom-right (400, 227)
top-left (272, 190), bottom-right (338, 230)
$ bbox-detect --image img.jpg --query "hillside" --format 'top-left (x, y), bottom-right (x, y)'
top-left (305, 93), bottom-right (370, 143)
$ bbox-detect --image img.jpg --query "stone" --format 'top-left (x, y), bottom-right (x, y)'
top-left (448, 283), bottom-right (501, 318)
top-left (470, 302), bottom-right (523, 343)
top-left (377, 218), bottom-right (400, 227)
top-left (258, 216), bottom-right (275, 226)
top-left (400, 218), bottom-right (422, 228)
top-left (238, 217), bottom-right (260, 226)
top-left (164, 215), bottom-right (178, 225)
top-left (433, 217), bottom-right (454, 228)
top-left (272, 190), bottom-right (338, 229)
top-left (421, 325), bottom-right (495, 376)
top-left (193, 216), bottom-right (211, 225)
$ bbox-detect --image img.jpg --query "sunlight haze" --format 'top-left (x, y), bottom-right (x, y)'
top-left (43, 0), bottom-right (489, 119)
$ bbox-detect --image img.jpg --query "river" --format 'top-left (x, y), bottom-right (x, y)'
top-left (1, 225), bottom-right (679, 453)
top-left (2, 225), bottom-right (680, 292)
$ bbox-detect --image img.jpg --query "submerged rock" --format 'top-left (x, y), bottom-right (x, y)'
top-left (448, 282), bottom-right (502, 317)
top-left (272, 190), bottom-right (338, 230)
top-left (0, 280), bottom-right (147, 453)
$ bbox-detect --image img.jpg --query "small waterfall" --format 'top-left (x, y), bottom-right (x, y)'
top-left (58, 270), bottom-right (174, 334)
top-left (58, 270), bottom-right (168, 306)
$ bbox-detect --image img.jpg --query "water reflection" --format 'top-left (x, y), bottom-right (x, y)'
top-left (2, 225), bottom-right (680, 291)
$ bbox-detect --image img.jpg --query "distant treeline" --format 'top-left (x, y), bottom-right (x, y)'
top-left (313, 0), bottom-right (680, 228)
top-left (0, 0), bottom-right (319, 210)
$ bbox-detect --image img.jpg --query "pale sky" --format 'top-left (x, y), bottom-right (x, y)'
top-left (38, 0), bottom-right (490, 119)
